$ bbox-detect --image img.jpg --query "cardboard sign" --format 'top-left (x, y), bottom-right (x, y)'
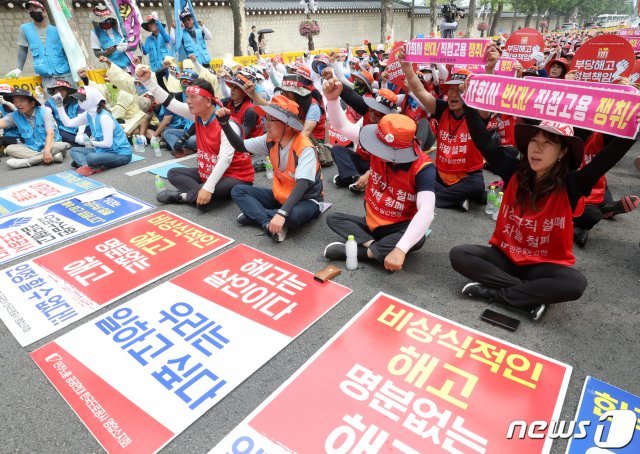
top-left (503, 28), bottom-right (545, 68)
top-left (0, 211), bottom-right (233, 346)
top-left (0, 171), bottom-right (103, 218)
top-left (0, 189), bottom-right (153, 266)
top-left (463, 74), bottom-right (640, 139)
top-left (404, 38), bottom-right (491, 66)
top-left (31, 244), bottom-right (351, 453)
top-left (385, 41), bottom-right (407, 92)
top-left (571, 34), bottom-right (635, 83)
top-left (213, 292), bottom-right (572, 454)
top-left (566, 376), bottom-right (640, 453)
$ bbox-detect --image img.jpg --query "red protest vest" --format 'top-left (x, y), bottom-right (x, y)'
top-left (226, 98), bottom-right (264, 139)
top-left (310, 98), bottom-right (327, 140)
top-left (195, 117), bottom-right (254, 184)
top-left (270, 133), bottom-right (323, 204)
top-left (436, 109), bottom-right (485, 174)
top-left (581, 132), bottom-right (607, 206)
top-left (365, 152), bottom-right (434, 230)
top-left (487, 113), bottom-right (516, 147)
top-left (489, 176), bottom-right (584, 266)
top-left (401, 95), bottom-right (428, 124)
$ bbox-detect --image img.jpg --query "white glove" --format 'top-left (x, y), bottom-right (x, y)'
top-left (52, 93), bottom-right (65, 108)
top-left (151, 10), bottom-right (160, 21)
top-left (530, 51), bottom-right (545, 68)
top-left (116, 42), bottom-right (128, 53)
top-left (613, 60), bottom-right (630, 80)
top-left (75, 132), bottom-right (85, 145)
top-left (34, 86), bottom-right (45, 105)
top-left (0, 95), bottom-right (6, 105)
top-left (5, 68), bottom-right (21, 78)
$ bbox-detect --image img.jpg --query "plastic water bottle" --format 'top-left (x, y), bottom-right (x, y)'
top-left (265, 157), bottom-right (274, 179)
top-left (485, 185), bottom-right (497, 215)
top-left (151, 136), bottom-right (161, 157)
top-left (346, 235), bottom-right (358, 271)
top-left (134, 135), bottom-right (145, 153)
top-left (492, 191), bottom-right (504, 221)
top-left (154, 175), bottom-right (166, 193)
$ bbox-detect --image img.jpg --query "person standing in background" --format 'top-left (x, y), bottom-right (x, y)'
top-left (141, 12), bottom-right (173, 72)
top-left (248, 25), bottom-right (258, 55)
top-left (90, 5), bottom-right (132, 71)
top-left (258, 32), bottom-right (267, 55)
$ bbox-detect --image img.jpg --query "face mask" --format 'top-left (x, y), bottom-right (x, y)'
top-left (422, 73), bottom-right (433, 82)
top-left (78, 99), bottom-right (88, 111)
top-left (30, 11), bottom-right (44, 22)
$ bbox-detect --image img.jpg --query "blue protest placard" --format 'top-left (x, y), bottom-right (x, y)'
top-left (149, 162), bottom-right (186, 179)
top-left (0, 189), bottom-right (154, 266)
top-left (0, 171), bottom-right (104, 218)
top-left (566, 376), bottom-right (640, 453)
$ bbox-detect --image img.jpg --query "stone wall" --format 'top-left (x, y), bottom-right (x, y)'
top-left (0, 5), bottom-right (537, 76)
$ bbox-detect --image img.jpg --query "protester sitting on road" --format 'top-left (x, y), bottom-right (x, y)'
top-left (54, 86), bottom-right (131, 176)
top-left (322, 77), bottom-right (436, 272)
top-left (162, 69), bottom-right (198, 157)
top-left (450, 101), bottom-right (639, 320)
top-left (138, 92), bottom-right (185, 146)
top-left (136, 65), bottom-right (254, 211)
top-left (0, 88), bottom-right (69, 169)
top-left (222, 72), bottom-right (264, 138)
top-left (218, 95), bottom-right (324, 243)
top-left (0, 85), bottom-right (21, 151)
top-left (46, 80), bottom-right (86, 148)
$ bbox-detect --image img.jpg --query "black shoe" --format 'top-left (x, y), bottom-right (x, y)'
top-left (349, 182), bottom-right (365, 194)
top-left (529, 304), bottom-right (548, 321)
top-left (237, 213), bottom-right (251, 226)
top-left (324, 242), bottom-right (346, 260)
top-left (461, 282), bottom-right (496, 302)
top-left (253, 159), bottom-right (266, 172)
top-left (459, 199), bottom-right (470, 212)
top-left (71, 161), bottom-right (79, 168)
top-left (156, 190), bottom-right (184, 204)
top-left (573, 227), bottom-right (589, 248)
top-left (333, 174), bottom-right (358, 188)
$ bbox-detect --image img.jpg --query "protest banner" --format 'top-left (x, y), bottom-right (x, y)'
top-left (385, 41), bottom-right (407, 91)
top-left (212, 292), bottom-right (572, 454)
top-left (453, 57), bottom-right (519, 77)
top-left (532, 75), bottom-right (638, 94)
top-left (630, 59), bottom-right (640, 84)
top-left (404, 38), bottom-right (491, 66)
top-left (0, 211), bottom-right (233, 346)
top-left (623, 35), bottom-right (640, 51)
top-left (571, 34), bottom-right (635, 83)
top-left (31, 244), bottom-right (352, 453)
top-left (566, 376), bottom-right (640, 453)
top-left (618, 27), bottom-right (640, 36)
top-left (0, 171), bottom-right (103, 218)
top-left (502, 28), bottom-right (545, 68)
top-left (0, 189), bottom-right (153, 266)
top-left (463, 74), bottom-right (640, 139)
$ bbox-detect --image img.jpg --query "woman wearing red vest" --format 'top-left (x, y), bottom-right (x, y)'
top-left (322, 77), bottom-right (436, 272)
top-left (450, 103), bottom-right (638, 320)
top-left (223, 73), bottom-right (264, 138)
top-left (217, 95), bottom-right (324, 243)
top-left (136, 66), bottom-right (254, 211)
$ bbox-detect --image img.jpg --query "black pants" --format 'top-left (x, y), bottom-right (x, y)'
top-left (573, 186), bottom-right (613, 230)
top-left (450, 244), bottom-right (587, 307)
top-left (326, 212), bottom-right (425, 263)
top-left (435, 170), bottom-right (485, 208)
top-left (59, 129), bottom-right (84, 148)
top-left (330, 145), bottom-right (370, 181)
top-left (167, 167), bottom-right (250, 211)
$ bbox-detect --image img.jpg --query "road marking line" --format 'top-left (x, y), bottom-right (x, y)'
top-left (125, 155), bottom-right (197, 176)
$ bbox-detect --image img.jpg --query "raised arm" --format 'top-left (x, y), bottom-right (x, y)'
top-left (136, 65), bottom-right (194, 121)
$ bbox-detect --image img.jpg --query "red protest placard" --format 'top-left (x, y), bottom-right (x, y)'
top-left (33, 211), bottom-right (233, 306)
top-left (171, 244), bottom-right (352, 338)
top-left (386, 41), bottom-right (407, 92)
top-left (213, 292), bottom-right (572, 453)
top-left (503, 28), bottom-right (545, 68)
top-left (571, 34), bottom-right (635, 83)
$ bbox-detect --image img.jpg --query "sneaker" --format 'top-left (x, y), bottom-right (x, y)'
top-left (271, 226), bottom-right (288, 243)
top-left (600, 196), bottom-right (640, 219)
top-left (156, 190), bottom-right (184, 204)
top-left (71, 161), bottom-right (80, 168)
top-left (237, 213), bottom-right (251, 226)
top-left (253, 159), bottom-right (266, 172)
top-left (53, 153), bottom-right (65, 163)
top-left (461, 282), bottom-right (495, 303)
top-left (573, 227), bottom-right (589, 248)
top-left (159, 140), bottom-right (168, 149)
top-left (76, 165), bottom-right (102, 176)
top-left (529, 304), bottom-right (548, 321)
top-left (460, 199), bottom-right (470, 212)
top-left (6, 158), bottom-right (31, 169)
top-left (333, 174), bottom-right (358, 188)
top-left (324, 242), bottom-right (347, 260)
top-left (349, 182), bottom-right (365, 194)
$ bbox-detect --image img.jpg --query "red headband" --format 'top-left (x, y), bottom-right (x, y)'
top-left (186, 85), bottom-right (216, 101)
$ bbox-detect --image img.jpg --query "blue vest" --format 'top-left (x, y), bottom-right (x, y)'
top-left (0, 105), bottom-right (20, 137)
top-left (143, 29), bottom-right (171, 72)
top-left (11, 106), bottom-right (61, 151)
top-left (20, 23), bottom-right (71, 77)
top-left (95, 27), bottom-right (131, 69)
top-left (46, 99), bottom-right (80, 135)
top-left (86, 110), bottom-right (132, 156)
top-left (157, 106), bottom-right (185, 130)
top-left (179, 28), bottom-right (211, 65)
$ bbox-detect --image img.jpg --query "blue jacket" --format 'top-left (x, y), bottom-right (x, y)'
top-left (0, 105), bottom-right (20, 138)
top-left (20, 23), bottom-right (71, 77)
top-left (157, 105), bottom-right (186, 130)
top-left (11, 106), bottom-right (61, 151)
top-left (141, 23), bottom-right (173, 72)
top-left (86, 110), bottom-right (131, 156)
top-left (178, 27), bottom-right (211, 66)
top-left (94, 27), bottom-right (131, 69)
top-left (46, 99), bottom-right (81, 135)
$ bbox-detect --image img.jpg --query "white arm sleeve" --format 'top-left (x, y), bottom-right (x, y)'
top-left (90, 114), bottom-right (116, 148)
top-left (395, 190), bottom-right (435, 253)
top-left (332, 61), bottom-right (354, 89)
top-left (435, 64), bottom-right (448, 85)
top-left (142, 78), bottom-right (195, 121)
top-left (219, 78), bottom-right (231, 98)
top-left (200, 24), bottom-right (212, 40)
top-left (326, 98), bottom-right (360, 144)
top-left (55, 107), bottom-right (88, 128)
top-left (202, 122), bottom-right (241, 193)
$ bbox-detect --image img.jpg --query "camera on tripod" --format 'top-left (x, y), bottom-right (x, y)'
top-left (441, 2), bottom-right (466, 23)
